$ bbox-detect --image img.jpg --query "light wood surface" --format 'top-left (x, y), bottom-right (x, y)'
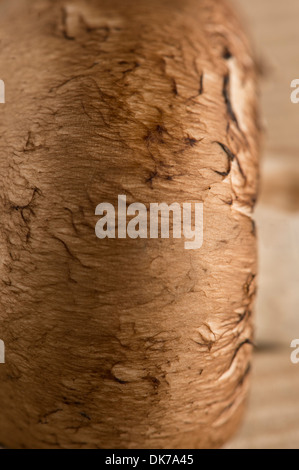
top-left (226, 0), bottom-right (299, 449)
top-left (225, 348), bottom-right (299, 449)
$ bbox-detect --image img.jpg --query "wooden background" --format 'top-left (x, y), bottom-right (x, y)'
top-left (225, 0), bottom-right (299, 449)
top-left (1, 0), bottom-right (298, 450)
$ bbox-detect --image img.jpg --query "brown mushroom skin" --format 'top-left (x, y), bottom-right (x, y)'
top-left (0, 0), bottom-right (260, 449)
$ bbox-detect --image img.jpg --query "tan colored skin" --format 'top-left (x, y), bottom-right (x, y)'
top-left (0, 0), bottom-right (260, 449)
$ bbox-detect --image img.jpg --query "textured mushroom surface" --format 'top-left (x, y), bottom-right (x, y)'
top-left (0, 0), bottom-right (260, 449)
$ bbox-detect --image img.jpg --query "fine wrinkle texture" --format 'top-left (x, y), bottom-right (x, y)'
top-left (0, 0), bottom-right (260, 449)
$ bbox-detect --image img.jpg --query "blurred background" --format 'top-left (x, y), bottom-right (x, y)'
top-left (225, 0), bottom-right (299, 449)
